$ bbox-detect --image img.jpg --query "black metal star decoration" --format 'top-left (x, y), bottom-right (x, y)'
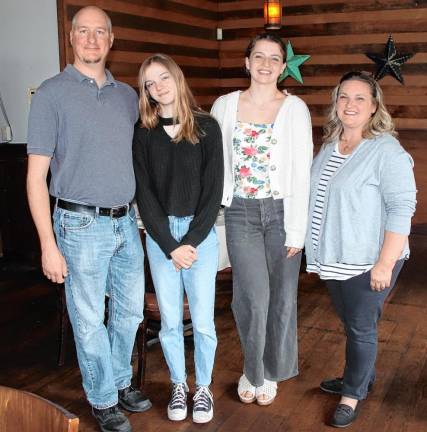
top-left (366, 35), bottom-right (414, 85)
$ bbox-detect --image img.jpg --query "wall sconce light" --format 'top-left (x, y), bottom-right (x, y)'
top-left (264, 0), bottom-right (282, 30)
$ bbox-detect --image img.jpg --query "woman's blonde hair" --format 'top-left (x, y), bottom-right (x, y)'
top-left (137, 53), bottom-right (205, 144)
top-left (323, 71), bottom-right (397, 144)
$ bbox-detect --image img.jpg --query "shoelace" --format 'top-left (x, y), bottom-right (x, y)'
top-left (119, 386), bottom-right (132, 396)
top-left (170, 383), bottom-right (187, 409)
top-left (193, 386), bottom-right (213, 411)
top-left (95, 405), bottom-right (120, 420)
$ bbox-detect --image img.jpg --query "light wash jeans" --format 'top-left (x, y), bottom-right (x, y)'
top-left (146, 216), bottom-right (218, 386)
top-left (53, 206), bottom-right (145, 409)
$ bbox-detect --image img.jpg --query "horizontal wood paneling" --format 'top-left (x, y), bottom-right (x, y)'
top-left (218, 0), bottom-right (427, 223)
top-left (56, 1), bottom-right (427, 223)
top-left (220, 0), bottom-right (424, 17)
top-left (218, 2), bottom-right (427, 130)
top-left (68, 0), bottom-right (218, 27)
top-left (57, 0), bottom-right (220, 107)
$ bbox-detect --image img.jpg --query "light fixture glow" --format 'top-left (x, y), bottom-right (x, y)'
top-left (264, 1), bottom-right (282, 30)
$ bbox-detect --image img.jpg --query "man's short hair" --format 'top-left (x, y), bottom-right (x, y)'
top-left (71, 6), bottom-right (112, 33)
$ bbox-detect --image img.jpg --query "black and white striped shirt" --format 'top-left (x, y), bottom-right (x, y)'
top-left (307, 145), bottom-right (372, 280)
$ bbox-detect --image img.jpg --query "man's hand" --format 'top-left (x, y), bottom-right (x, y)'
top-left (42, 242), bottom-right (68, 283)
top-left (170, 245), bottom-right (197, 271)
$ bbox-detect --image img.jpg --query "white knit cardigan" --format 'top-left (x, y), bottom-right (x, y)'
top-left (211, 91), bottom-right (313, 248)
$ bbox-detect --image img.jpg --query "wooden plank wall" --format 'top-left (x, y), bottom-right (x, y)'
top-left (218, 0), bottom-right (427, 226)
top-left (56, 0), bottom-right (427, 225)
top-left (57, 0), bottom-right (220, 109)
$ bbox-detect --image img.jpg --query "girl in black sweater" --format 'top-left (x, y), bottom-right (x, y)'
top-left (133, 54), bottom-right (223, 424)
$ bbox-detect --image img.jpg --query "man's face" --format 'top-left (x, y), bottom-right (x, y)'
top-left (70, 8), bottom-right (113, 66)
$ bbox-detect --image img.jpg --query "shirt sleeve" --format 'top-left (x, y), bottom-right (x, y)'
top-left (284, 98), bottom-right (314, 248)
top-left (210, 97), bottom-right (223, 125)
top-left (380, 143), bottom-right (417, 235)
top-left (131, 88), bottom-right (139, 125)
top-left (180, 116), bottom-right (224, 247)
top-left (27, 85), bottom-right (58, 156)
top-left (133, 127), bottom-right (180, 256)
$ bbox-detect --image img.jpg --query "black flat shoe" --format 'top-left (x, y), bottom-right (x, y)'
top-left (118, 386), bottom-right (152, 413)
top-left (320, 377), bottom-right (373, 395)
top-left (330, 403), bottom-right (361, 428)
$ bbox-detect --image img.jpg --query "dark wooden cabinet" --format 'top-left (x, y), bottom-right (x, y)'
top-left (0, 144), bottom-right (40, 265)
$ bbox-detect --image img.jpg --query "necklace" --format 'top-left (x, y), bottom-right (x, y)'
top-left (339, 136), bottom-right (361, 154)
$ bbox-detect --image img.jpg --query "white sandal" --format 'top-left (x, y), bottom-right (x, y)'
top-left (256, 379), bottom-right (277, 406)
top-left (238, 375), bottom-right (256, 404)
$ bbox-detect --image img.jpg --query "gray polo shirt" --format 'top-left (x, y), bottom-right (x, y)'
top-left (27, 64), bottom-right (139, 207)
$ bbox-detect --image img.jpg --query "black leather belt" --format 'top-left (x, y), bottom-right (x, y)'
top-left (57, 199), bottom-right (130, 218)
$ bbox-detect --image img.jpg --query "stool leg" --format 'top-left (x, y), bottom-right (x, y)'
top-left (136, 319), bottom-right (148, 390)
top-left (57, 285), bottom-right (68, 366)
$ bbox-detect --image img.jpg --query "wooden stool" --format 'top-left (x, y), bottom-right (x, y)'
top-left (0, 385), bottom-right (79, 432)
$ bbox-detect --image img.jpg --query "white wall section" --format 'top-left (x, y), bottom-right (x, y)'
top-left (0, 0), bottom-right (59, 143)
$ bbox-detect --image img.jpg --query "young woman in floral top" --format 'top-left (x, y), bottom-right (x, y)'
top-left (211, 33), bottom-right (313, 406)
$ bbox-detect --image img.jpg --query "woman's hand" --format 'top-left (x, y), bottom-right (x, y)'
top-left (170, 245), bottom-right (197, 271)
top-left (370, 261), bottom-right (394, 291)
top-left (287, 247), bottom-right (301, 258)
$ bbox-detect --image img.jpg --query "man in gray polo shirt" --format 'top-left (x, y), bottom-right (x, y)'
top-left (27, 6), bottom-right (150, 432)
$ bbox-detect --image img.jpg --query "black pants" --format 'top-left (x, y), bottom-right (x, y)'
top-left (326, 259), bottom-right (404, 400)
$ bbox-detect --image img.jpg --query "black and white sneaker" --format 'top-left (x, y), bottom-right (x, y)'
top-left (192, 385), bottom-right (213, 423)
top-left (167, 382), bottom-right (189, 421)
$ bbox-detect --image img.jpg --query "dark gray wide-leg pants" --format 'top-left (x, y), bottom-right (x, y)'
top-left (225, 197), bottom-right (301, 387)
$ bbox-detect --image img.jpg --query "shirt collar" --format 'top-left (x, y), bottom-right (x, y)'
top-left (64, 64), bottom-right (117, 87)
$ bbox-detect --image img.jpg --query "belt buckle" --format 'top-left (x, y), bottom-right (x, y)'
top-left (110, 204), bottom-right (128, 218)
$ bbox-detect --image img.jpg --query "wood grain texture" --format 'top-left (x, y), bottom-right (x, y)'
top-left (57, 0), bottom-right (220, 102)
top-left (217, 0), bottom-right (427, 223)
top-left (56, 0), bottom-right (427, 223)
top-left (0, 234), bottom-right (425, 431)
top-left (0, 386), bottom-right (79, 432)
top-left (217, 0), bottom-right (427, 157)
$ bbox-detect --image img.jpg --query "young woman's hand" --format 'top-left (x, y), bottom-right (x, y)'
top-left (286, 247), bottom-right (301, 258)
top-left (170, 245), bottom-right (198, 271)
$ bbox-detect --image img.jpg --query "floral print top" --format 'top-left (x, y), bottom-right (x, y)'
top-left (232, 121), bottom-right (273, 199)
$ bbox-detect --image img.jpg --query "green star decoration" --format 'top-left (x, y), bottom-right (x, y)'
top-left (279, 40), bottom-right (310, 84)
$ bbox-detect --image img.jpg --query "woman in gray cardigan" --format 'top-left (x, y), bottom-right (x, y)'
top-left (305, 71), bottom-right (416, 428)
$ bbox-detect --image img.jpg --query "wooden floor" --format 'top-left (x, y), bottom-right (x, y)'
top-left (0, 235), bottom-right (426, 432)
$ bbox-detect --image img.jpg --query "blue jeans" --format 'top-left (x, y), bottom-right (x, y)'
top-left (53, 206), bottom-right (145, 409)
top-left (146, 216), bottom-right (218, 386)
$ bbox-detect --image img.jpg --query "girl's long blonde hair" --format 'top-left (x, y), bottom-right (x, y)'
top-left (137, 53), bottom-right (206, 144)
top-left (323, 71), bottom-right (397, 144)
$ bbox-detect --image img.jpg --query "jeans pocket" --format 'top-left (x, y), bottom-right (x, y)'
top-left (128, 206), bottom-right (136, 223)
top-left (61, 211), bottom-right (94, 231)
top-left (224, 201), bottom-right (248, 243)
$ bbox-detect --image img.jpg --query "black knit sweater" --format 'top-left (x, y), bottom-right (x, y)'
top-left (133, 113), bottom-right (224, 256)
